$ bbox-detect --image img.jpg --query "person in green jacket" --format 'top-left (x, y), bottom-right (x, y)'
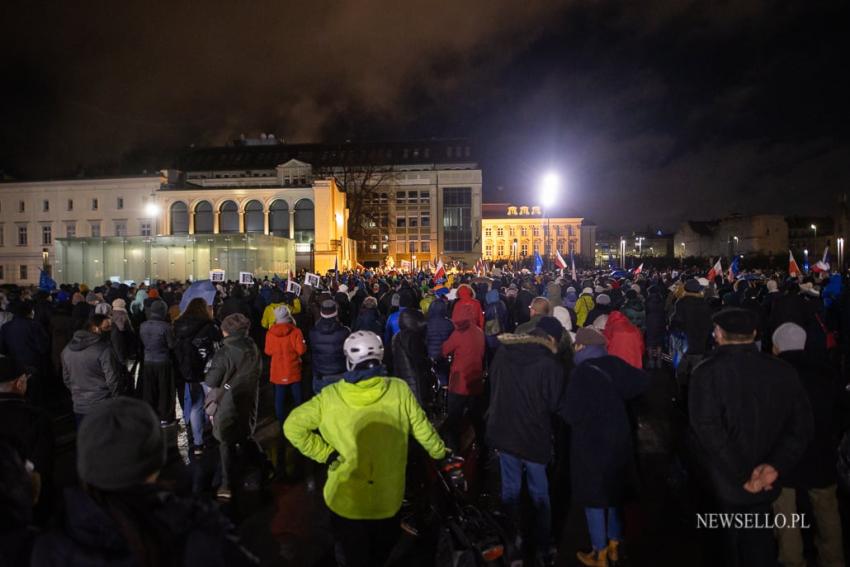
top-left (284, 330), bottom-right (447, 567)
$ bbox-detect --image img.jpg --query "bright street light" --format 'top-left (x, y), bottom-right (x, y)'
top-left (811, 224), bottom-right (817, 238)
top-left (539, 172), bottom-right (560, 207)
top-left (144, 202), bottom-right (161, 217)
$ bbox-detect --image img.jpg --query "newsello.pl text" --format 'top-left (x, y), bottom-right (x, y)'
top-left (696, 513), bottom-right (810, 530)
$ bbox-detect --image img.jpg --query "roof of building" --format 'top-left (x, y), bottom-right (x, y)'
top-left (175, 138), bottom-right (477, 172)
top-left (482, 202), bottom-right (582, 220)
top-left (687, 221), bottom-right (719, 236)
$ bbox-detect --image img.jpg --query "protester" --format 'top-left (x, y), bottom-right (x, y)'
top-left (284, 331), bottom-right (448, 567)
top-left (139, 299), bottom-right (177, 424)
top-left (0, 440), bottom-right (39, 567)
top-left (515, 296), bottom-right (551, 334)
top-left (352, 295), bottom-right (384, 336)
top-left (309, 299), bottom-right (350, 393)
top-left (454, 284), bottom-right (484, 329)
top-left (689, 308), bottom-right (814, 566)
top-left (264, 305), bottom-right (306, 423)
top-left (0, 300), bottom-right (50, 404)
top-left (670, 278), bottom-right (713, 408)
top-left (575, 287), bottom-right (596, 328)
top-left (109, 298), bottom-right (136, 365)
top-left (392, 309), bottom-right (430, 404)
top-left (603, 310), bottom-right (645, 369)
top-left (565, 327), bottom-right (648, 566)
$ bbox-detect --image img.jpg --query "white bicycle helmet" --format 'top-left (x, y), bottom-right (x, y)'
top-left (343, 331), bottom-right (384, 371)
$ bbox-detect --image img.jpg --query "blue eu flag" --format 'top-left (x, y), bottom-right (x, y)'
top-left (39, 269), bottom-right (57, 291)
top-left (534, 252), bottom-right (544, 275)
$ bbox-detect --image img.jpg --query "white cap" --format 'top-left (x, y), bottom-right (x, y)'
top-left (772, 322), bottom-right (806, 352)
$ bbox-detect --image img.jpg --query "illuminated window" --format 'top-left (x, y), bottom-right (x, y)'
top-left (521, 226), bottom-right (528, 237)
top-left (533, 226), bottom-right (540, 237)
top-left (496, 227), bottom-right (504, 237)
top-left (497, 244), bottom-right (504, 257)
top-left (521, 243), bottom-right (528, 256)
top-left (485, 245), bottom-right (493, 257)
top-left (421, 241), bottom-right (430, 253)
top-left (485, 227), bottom-right (492, 237)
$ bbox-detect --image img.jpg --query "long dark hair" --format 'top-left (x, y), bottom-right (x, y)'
top-left (178, 298), bottom-right (211, 321)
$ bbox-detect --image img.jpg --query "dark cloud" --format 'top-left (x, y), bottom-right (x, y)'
top-left (1, 0), bottom-right (848, 232)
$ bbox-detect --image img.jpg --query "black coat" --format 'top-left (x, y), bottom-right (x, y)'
top-left (308, 317), bottom-right (350, 377)
top-left (392, 310), bottom-right (429, 404)
top-left (778, 350), bottom-right (842, 488)
top-left (0, 316), bottom-right (50, 375)
top-left (486, 334), bottom-right (567, 464)
top-left (644, 293), bottom-right (667, 348)
top-left (425, 299), bottom-right (454, 360)
top-left (173, 317), bottom-right (222, 382)
top-left (30, 486), bottom-right (255, 567)
top-left (688, 344), bottom-right (814, 506)
top-left (670, 294), bottom-right (713, 355)
top-left (564, 354), bottom-right (648, 507)
top-left (352, 307), bottom-right (384, 336)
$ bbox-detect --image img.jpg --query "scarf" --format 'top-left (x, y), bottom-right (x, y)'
top-left (343, 364), bottom-right (387, 384)
top-left (574, 343), bottom-right (607, 366)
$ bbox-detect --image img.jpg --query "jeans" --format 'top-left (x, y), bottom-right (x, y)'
top-left (183, 383), bottom-right (207, 447)
top-left (274, 383), bottom-right (302, 423)
top-left (585, 507), bottom-right (623, 551)
top-left (499, 451), bottom-right (551, 551)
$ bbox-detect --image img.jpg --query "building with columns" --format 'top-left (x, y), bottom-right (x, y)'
top-left (481, 203), bottom-right (583, 263)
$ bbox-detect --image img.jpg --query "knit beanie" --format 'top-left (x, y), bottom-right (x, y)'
top-left (320, 299), bottom-right (338, 318)
top-left (772, 322), bottom-right (806, 352)
top-left (149, 299), bottom-right (167, 319)
top-left (274, 305), bottom-right (292, 324)
top-left (596, 293), bottom-right (611, 306)
top-left (77, 398), bottom-right (165, 491)
top-left (536, 316), bottom-right (564, 342)
top-left (221, 312), bottom-right (251, 336)
top-left (111, 298), bottom-right (127, 312)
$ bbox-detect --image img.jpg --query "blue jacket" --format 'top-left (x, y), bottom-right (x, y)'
top-left (353, 307), bottom-right (384, 336)
top-left (426, 300), bottom-right (454, 360)
top-left (384, 307), bottom-right (405, 347)
top-left (309, 317), bottom-right (350, 377)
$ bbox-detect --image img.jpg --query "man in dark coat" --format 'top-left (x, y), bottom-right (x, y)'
top-left (565, 327), bottom-right (648, 565)
top-left (689, 309), bottom-right (814, 567)
top-left (487, 317), bottom-right (567, 566)
top-left (425, 295), bottom-right (454, 387)
top-left (770, 322), bottom-right (845, 567)
top-left (352, 296), bottom-right (384, 336)
top-left (0, 300), bottom-right (50, 405)
top-left (670, 279), bottom-right (714, 408)
top-left (139, 299), bottom-right (177, 423)
top-left (392, 309), bottom-right (429, 405)
top-left (308, 299), bottom-right (350, 393)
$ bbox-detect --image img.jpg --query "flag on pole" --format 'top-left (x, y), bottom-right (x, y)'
top-left (707, 258), bottom-right (723, 281)
top-left (570, 250), bottom-right (577, 282)
top-left (633, 263), bottom-right (644, 276)
top-left (554, 249), bottom-right (567, 270)
top-left (812, 246), bottom-right (831, 273)
top-left (728, 256), bottom-right (740, 282)
top-left (38, 269), bottom-right (57, 291)
top-left (534, 252), bottom-right (544, 275)
top-left (432, 258), bottom-right (446, 283)
top-left (788, 250), bottom-right (801, 277)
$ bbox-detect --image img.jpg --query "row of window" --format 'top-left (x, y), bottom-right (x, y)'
top-left (168, 199), bottom-right (313, 235)
top-left (484, 241), bottom-right (577, 258)
top-left (0, 221), bottom-right (153, 246)
top-left (395, 214), bottom-right (430, 229)
top-left (3, 197), bottom-right (128, 214)
top-left (359, 241), bottom-right (432, 254)
top-left (484, 225), bottom-right (576, 238)
top-left (0, 265), bottom-right (30, 281)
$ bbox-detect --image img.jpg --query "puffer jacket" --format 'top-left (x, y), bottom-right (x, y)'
top-left (426, 299), bottom-right (454, 359)
top-left (61, 331), bottom-right (127, 415)
top-left (309, 317), bottom-right (350, 377)
top-left (139, 306), bottom-right (175, 364)
top-left (441, 303), bottom-right (486, 396)
top-left (392, 310), bottom-right (429, 403)
top-left (265, 322), bottom-right (306, 385)
top-left (204, 335), bottom-right (262, 444)
top-left (284, 374), bottom-right (446, 520)
top-left (455, 285), bottom-right (484, 329)
top-left (173, 317), bottom-right (222, 382)
top-left (604, 311), bottom-right (645, 369)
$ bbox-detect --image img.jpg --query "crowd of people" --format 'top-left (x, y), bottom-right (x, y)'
top-left (0, 263), bottom-right (848, 566)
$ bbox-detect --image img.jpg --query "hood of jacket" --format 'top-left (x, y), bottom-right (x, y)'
top-left (68, 330), bottom-right (104, 351)
top-left (269, 321), bottom-right (298, 337)
top-left (399, 308), bottom-right (426, 333)
top-left (497, 332), bottom-right (558, 354)
top-left (606, 310), bottom-right (634, 330)
top-left (457, 284), bottom-right (475, 300)
top-left (451, 302), bottom-right (478, 331)
top-left (428, 298), bottom-right (449, 319)
top-left (334, 376), bottom-right (392, 407)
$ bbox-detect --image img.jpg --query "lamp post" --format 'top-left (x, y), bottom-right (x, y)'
top-left (811, 224), bottom-right (817, 239)
top-left (733, 235), bottom-right (739, 256)
top-left (681, 242), bottom-right (686, 268)
top-left (620, 238), bottom-right (627, 269)
top-left (838, 237), bottom-right (845, 271)
top-left (145, 199), bottom-right (162, 237)
top-left (804, 248), bottom-right (809, 273)
top-left (635, 236), bottom-right (645, 258)
top-left (539, 172), bottom-right (560, 270)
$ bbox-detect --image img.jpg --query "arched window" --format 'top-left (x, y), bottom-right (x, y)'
top-left (294, 199), bottom-right (315, 243)
top-left (269, 200), bottom-right (289, 235)
top-left (219, 200), bottom-right (239, 233)
top-left (244, 200), bottom-right (264, 233)
top-left (194, 201), bottom-right (213, 234)
top-left (170, 202), bottom-right (188, 235)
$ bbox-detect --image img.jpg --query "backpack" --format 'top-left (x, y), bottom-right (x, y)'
top-left (484, 304), bottom-right (502, 336)
top-left (176, 325), bottom-right (216, 382)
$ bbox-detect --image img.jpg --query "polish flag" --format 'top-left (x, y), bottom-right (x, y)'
top-left (554, 249), bottom-right (567, 270)
top-left (633, 263), bottom-right (644, 276)
top-left (788, 250), bottom-right (801, 277)
top-left (433, 258), bottom-right (446, 283)
top-left (707, 258), bottom-right (722, 281)
top-left (812, 247), bottom-right (830, 273)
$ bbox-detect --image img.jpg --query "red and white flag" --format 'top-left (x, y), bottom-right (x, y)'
top-left (812, 246), bottom-right (830, 273)
top-left (432, 258), bottom-right (446, 283)
top-left (633, 263), bottom-right (644, 276)
top-left (788, 250), bottom-right (801, 277)
top-left (554, 249), bottom-right (567, 270)
top-left (707, 258), bottom-right (722, 281)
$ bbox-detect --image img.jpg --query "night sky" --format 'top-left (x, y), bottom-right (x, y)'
top-left (2, 1), bottom-right (848, 231)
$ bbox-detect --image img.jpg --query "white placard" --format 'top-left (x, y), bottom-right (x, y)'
top-left (304, 272), bottom-right (321, 288)
top-left (209, 269), bottom-right (225, 283)
top-left (286, 280), bottom-right (301, 295)
top-left (109, 276), bottom-right (121, 283)
top-left (239, 272), bottom-right (254, 285)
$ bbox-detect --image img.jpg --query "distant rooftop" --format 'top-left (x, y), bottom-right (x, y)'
top-left (482, 202), bottom-right (582, 220)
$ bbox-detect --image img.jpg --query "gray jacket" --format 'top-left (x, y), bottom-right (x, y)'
top-left (139, 316), bottom-right (175, 364)
top-left (61, 331), bottom-right (126, 415)
top-left (205, 335), bottom-right (261, 444)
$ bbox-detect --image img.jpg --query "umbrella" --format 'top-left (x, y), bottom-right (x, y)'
top-left (179, 280), bottom-right (217, 314)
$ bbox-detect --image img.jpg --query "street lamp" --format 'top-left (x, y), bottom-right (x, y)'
top-left (838, 237), bottom-right (845, 271)
top-left (145, 200), bottom-right (162, 236)
top-left (635, 236), bottom-right (645, 257)
top-left (804, 248), bottom-right (809, 273)
top-left (811, 224), bottom-right (817, 239)
top-left (620, 238), bottom-right (627, 269)
top-left (539, 171), bottom-right (560, 269)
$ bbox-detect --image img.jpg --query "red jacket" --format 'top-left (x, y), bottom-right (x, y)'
top-left (603, 311), bottom-right (645, 369)
top-left (264, 322), bottom-right (307, 384)
top-left (455, 285), bottom-right (484, 329)
top-left (441, 303), bottom-right (486, 395)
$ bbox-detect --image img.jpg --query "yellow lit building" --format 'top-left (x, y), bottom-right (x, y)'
top-left (481, 203), bottom-right (582, 263)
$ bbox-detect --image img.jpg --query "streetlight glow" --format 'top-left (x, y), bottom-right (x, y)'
top-left (539, 172), bottom-right (560, 207)
top-left (144, 202), bottom-right (161, 217)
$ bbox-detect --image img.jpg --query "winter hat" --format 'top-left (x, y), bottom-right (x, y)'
top-left (362, 296), bottom-right (378, 309)
top-left (552, 306), bottom-right (573, 332)
top-left (536, 316), bottom-right (564, 343)
top-left (684, 279), bottom-right (703, 293)
top-left (508, 283), bottom-right (519, 291)
top-left (148, 289), bottom-right (160, 299)
top-left (149, 299), bottom-right (167, 319)
top-left (391, 293), bottom-right (401, 307)
top-left (575, 327), bottom-right (607, 346)
top-left (596, 294), bottom-right (611, 306)
top-left (274, 305), bottom-right (292, 324)
top-left (566, 286), bottom-right (576, 293)
top-left (111, 298), bottom-right (127, 312)
top-left (94, 302), bottom-right (111, 316)
top-left (221, 313), bottom-right (251, 336)
top-left (772, 322), bottom-right (806, 352)
top-left (713, 308), bottom-right (757, 335)
top-left (485, 289), bottom-right (500, 305)
top-left (320, 299), bottom-right (338, 318)
top-left (77, 398), bottom-right (165, 491)
top-left (581, 287), bottom-right (594, 295)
